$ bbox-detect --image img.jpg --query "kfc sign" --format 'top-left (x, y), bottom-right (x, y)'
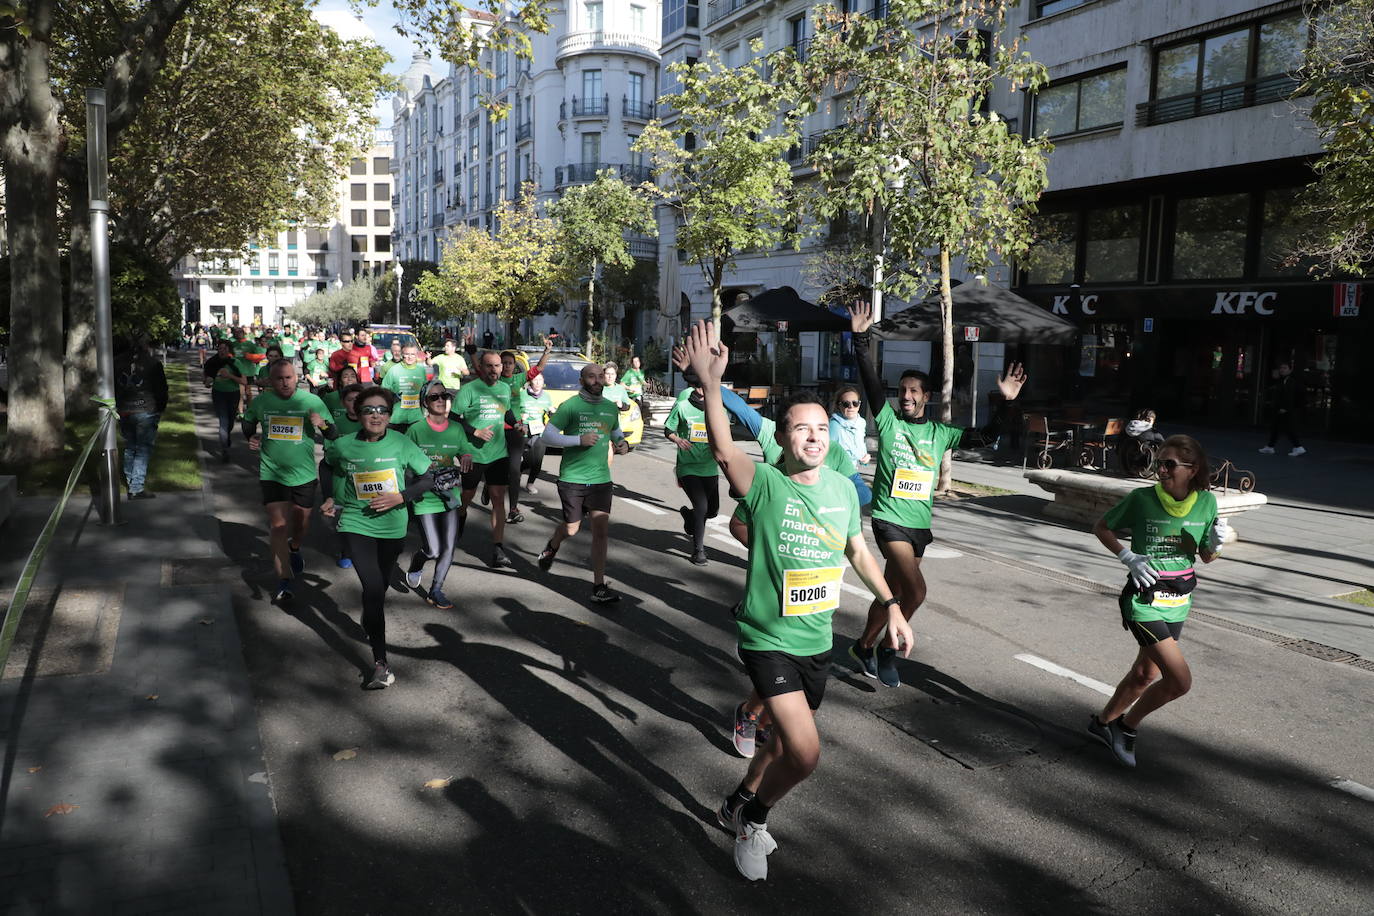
top-left (1211, 291), bottom-right (1276, 315)
top-left (1051, 293), bottom-right (1098, 315)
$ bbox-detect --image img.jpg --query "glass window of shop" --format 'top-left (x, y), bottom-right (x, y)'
top-left (1083, 206), bottom-right (1141, 283)
top-left (1258, 187), bottom-right (1317, 277)
top-left (1172, 193), bottom-right (1249, 280)
top-left (1022, 211), bottom-right (1077, 285)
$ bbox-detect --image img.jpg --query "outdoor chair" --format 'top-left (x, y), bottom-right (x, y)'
top-left (1077, 418), bottom-right (1123, 469)
top-left (1022, 414), bottom-right (1073, 470)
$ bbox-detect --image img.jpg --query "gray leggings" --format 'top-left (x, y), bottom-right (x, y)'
top-left (409, 508), bottom-right (461, 590)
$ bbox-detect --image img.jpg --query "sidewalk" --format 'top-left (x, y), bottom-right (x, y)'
top-left (0, 448), bottom-right (292, 910)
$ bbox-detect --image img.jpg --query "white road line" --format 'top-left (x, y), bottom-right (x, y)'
top-left (1014, 653), bottom-right (1114, 696)
top-left (710, 533), bottom-right (746, 551)
top-left (841, 582), bottom-right (871, 599)
top-left (1330, 778), bottom-right (1374, 804)
top-left (620, 497), bottom-right (667, 516)
top-left (925, 545), bottom-right (964, 559)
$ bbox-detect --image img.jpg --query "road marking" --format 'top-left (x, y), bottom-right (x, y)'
top-left (925, 545), bottom-right (964, 559)
top-left (1330, 778), bottom-right (1374, 804)
top-left (1014, 653), bottom-right (1114, 696)
top-left (710, 533), bottom-right (746, 551)
top-left (620, 497), bottom-right (667, 516)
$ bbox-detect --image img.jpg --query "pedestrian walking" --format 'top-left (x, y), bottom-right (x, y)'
top-left (114, 334), bottom-right (168, 499)
top-left (1259, 363), bottom-right (1306, 456)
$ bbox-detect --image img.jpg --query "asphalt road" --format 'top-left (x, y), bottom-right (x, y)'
top-left (198, 393), bottom-right (1374, 915)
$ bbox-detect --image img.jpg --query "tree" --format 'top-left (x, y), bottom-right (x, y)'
top-left (546, 169), bottom-right (657, 342)
top-left (289, 277), bottom-right (380, 328)
top-left (800, 0), bottom-right (1051, 490)
top-left (372, 260), bottom-right (439, 326)
top-left (636, 43), bottom-right (804, 325)
top-left (1291, 0), bottom-right (1374, 275)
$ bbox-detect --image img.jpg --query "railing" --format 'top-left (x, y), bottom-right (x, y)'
top-left (628, 238), bottom-right (658, 260)
top-left (556, 162), bottom-right (656, 187)
top-left (1135, 73), bottom-right (1299, 127)
top-left (556, 30), bottom-right (660, 61)
top-left (787, 128), bottom-right (843, 164)
top-left (561, 95), bottom-right (610, 119)
top-left (314, 268), bottom-right (330, 277)
top-left (431, 213), bottom-right (444, 228)
top-left (706, 0), bottom-right (761, 26)
top-left (515, 121), bottom-right (532, 142)
top-left (620, 163), bottom-right (654, 183)
top-left (623, 98), bottom-right (655, 120)
top-left (433, 169), bottom-right (444, 185)
top-left (791, 37), bottom-right (813, 62)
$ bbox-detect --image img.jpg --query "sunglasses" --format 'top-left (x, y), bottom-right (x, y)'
top-left (426, 393), bottom-right (452, 402)
top-left (839, 400), bottom-right (860, 408)
top-left (1157, 459), bottom-right (1193, 472)
top-left (359, 404), bottom-right (392, 416)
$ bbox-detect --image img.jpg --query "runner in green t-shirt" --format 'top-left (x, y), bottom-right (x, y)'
top-left (847, 300), bottom-right (1026, 687)
top-left (401, 379), bottom-right (470, 610)
top-left (535, 363), bottom-right (629, 603)
top-left (203, 339), bottom-right (249, 461)
top-left (278, 331), bottom-right (298, 359)
top-left (320, 387), bottom-right (438, 690)
top-left (430, 338), bottom-right (469, 390)
top-left (1087, 434), bottom-right (1224, 768)
top-left (663, 372), bottom-right (719, 565)
top-left (380, 344), bottom-right (429, 428)
top-left (682, 319), bottom-right (909, 883)
top-left (377, 339), bottom-right (405, 379)
top-left (241, 359), bottom-right (336, 603)
top-left (451, 351), bottom-right (518, 569)
top-left (518, 374), bottom-right (554, 495)
top-left (319, 366), bottom-right (361, 428)
top-left (498, 339), bottom-right (553, 524)
top-left (622, 354), bottom-right (650, 422)
top-left (303, 348), bottom-right (330, 390)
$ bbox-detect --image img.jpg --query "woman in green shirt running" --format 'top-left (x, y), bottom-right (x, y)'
top-left (1088, 434), bottom-right (1226, 768)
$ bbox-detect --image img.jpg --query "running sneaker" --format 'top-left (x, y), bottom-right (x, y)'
top-left (1258, 446), bottom-right (1276, 454)
top-left (525, 483), bottom-right (539, 496)
top-left (1086, 714), bottom-right (1112, 749)
top-left (289, 544), bottom-right (304, 576)
top-left (875, 646), bottom-right (901, 688)
top-left (755, 723), bottom-right (772, 747)
top-left (590, 583), bottom-right (621, 604)
top-left (849, 641), bottom-right (879, 679)
top-left (507, 509), bottom-right (525, 524)
top-left (220, 449), bottom-right (231, 463)
top-left (427, 587), bottom-right (454, 610)
top-left (273, 579), bottom-right (293, 604)
top-left (1288, 446), bottom-right (1306, 457)
top-left (405, 569), bottom-right (423, 589)
top-left (691, 549), bottom-right (708, 566)
top-left (364, 662), bottom-right (395, 690)
top-left (732, 703), bottom-right (759, 758)
top-left (406, 553), bottom-right (426, 588)
top-left (717, 794), bottom-right (745, 831)
top-left (1087, 715), bottom-right (1137, 768)
top-left (731, 806), bottom-right (777, 882)
top-left (489, 546), bottom-right (513, 569)
top-left (336, 557), bottom-right (353, 570)
top-left (537, 542), bottom-right (558, 572)
top-left (128, 491), bottom-right (156, 500)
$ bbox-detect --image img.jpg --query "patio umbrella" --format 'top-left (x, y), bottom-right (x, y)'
top-left (722, 286), bottom-right (851, 332)
top-left (872, 284), bottom-right (1078, 344)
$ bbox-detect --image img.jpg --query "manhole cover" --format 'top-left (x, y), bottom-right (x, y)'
top-left (2, 586), bottom-right (125, 679)
top-left (874, 694), bottom-right (1044, 769)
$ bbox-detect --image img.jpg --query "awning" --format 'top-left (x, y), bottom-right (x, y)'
top-left (873, 284), bottom-right (1079, 344)
top-left (722, 286), bottom-right (850, 332)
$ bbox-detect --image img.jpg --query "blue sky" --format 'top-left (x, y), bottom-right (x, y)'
top-left (312, 1), bottom-right (445, 127)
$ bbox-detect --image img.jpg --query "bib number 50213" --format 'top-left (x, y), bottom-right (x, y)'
top-left (890, 466), bottom-right (934, 501)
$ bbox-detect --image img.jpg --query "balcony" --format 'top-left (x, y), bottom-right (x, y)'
top-left (515, 121), bottom-right (532, 142)
top-left (314, 269), bottom-right (331, 277)
top-left (431, 213), bottom-right (445, 228)
top-left (786, 128), bottom-right (843, 164)
top-left (555, 30), bottom-right (660, 64)
top-left (556, 162), bottom-right (655, 187)
top-left (560, 95), bottom-right (610, 120)
top-left (628, 238), bottom-right (658, 261)
top-left (1135, 73), bottom-right (1300, 127)
top-left (623, 98), bottom-right (655, 121)
top-left (705, 0), bottom-right (763, 28)
top-left (433, 169), bottom-right (444, 185)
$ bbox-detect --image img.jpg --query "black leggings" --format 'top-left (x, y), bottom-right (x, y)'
top-left (522, 436), bottom-right (547, 486)
top-left (409, 509), bottom-right (460, 590)
top-left (505, 426), bottom-right (527, 511)
top-left (679, 474), bottom-right (720, 551)
top-left (341, 531), bottom-right (406, 664)
top-left (212, 390), bottom-right (238, 449)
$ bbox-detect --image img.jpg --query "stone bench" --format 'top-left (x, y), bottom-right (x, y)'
top-left (1024, 469), bottom-right (1267, 543)
top-left (0, 475), bottom-right (15, 530)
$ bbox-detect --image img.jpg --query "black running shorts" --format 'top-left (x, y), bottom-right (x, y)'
top-left (738, 648), bottom-right (831, 711)
top-left (461, 459), bottom-right (510, 490)
top-left (260, 479), bottom-right (317, 508)
top-left (1127, 617), bottom-right (1186, 647)
top-left (558, 481), bottom-right (612, 524)
top-left (871, 518), bottom-right (934, 557)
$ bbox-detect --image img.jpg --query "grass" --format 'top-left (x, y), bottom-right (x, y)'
top-left (1333, 589), bottom-right (1374, 608)
top-left (0, 365), bottom-right (203, 496)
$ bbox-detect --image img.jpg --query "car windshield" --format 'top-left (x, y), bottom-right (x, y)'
top-left (372, 332), bottom-right (418, 353)
top-left (541, 361), bottom-right (588, 389)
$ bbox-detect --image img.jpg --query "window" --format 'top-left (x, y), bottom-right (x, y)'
top-left (1258, 187), bottom-right (1313, 277)
top-left (350, 158), bottom-right (367, 175)
top-left (469, 125), bottom-right (480, 163)
top-left (631, 4), bottom-right (645, 32)
top-left (374, 209), bottom-right (390, 227)
top-left (628, 72), bottom-right (644, 105)
top-left (582, 69), bottom-right (602, 104)
top-left (351, 209), bottom-right (367, 227)
top-left (373, 156), bottom-right (390, 173)
top-left (1033, 67), bottom-right (1126, 137)
top-left (210, 281), bottom-right (226, 294)
top-left (1083, 205), bottom-right (1141, 283)
top-left (350, 183), bottom-right (367, 201)
top-left (495, 152), bottom-right (507, 201)
top-left (1034, 0), bottom-right (1095, 17)
top-left (628, 136), bottom-right (642, 169)
top-left (581, 132), bottom-right (601, 165)
top-left (1022, 212), bottom-right (1077, 285)
top-left (584, 1), bottom-right (602, 30)
top-left (286, 253), bottom-right (298, 276)
top-left (373, 182), bottom-right (388, 201)
top-left (350, 235), bottom-right (367, 253)
top-left (374, 235), bottom-right (391, 253)
top-left (268, 253), bottom-right (279, 275)
top-left (495, 119), bottom-right (508, 148)
top-left (495, 51), bottom-right (508, 90)
top-left (1171, 193), bottom-right (1249, 280)
top-left (663, 0), bottom-right (697, 35)
top-left (789, 15), bottom-right (808, 59)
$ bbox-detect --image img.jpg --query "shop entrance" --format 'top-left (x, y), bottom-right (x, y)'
top-left (1162, 321), bottom-right (1264, 426)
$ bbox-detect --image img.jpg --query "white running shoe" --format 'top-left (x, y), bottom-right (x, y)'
top-left (732, 806), bottom-right (777, 881)
top-left (1258, 446), bottom-right (1275, 454)
top-left (405, 570), bottom-right (423, 589)
top-left (1288, 446), bottom-right (1306, 457)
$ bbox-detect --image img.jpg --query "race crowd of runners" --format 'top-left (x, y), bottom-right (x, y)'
top-left (190, 307), bottom-right (1228, 882)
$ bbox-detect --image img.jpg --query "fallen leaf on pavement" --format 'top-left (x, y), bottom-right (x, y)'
top-left (332, 748), bottom-right (358, 761)
top-left (44, 804), bottom-right (79, 817)
top-left (27, 766), bottom-right (42, 774)
top-left (423, 778), bottom-right (452, 789)
top-left (145, 694), bottom-right (159, 701)
top-left (199, 618), bottom-right (215, 626)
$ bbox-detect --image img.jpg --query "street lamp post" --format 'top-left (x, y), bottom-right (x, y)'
top-left (86, 88), bottom-right (121, 525)
top-left (393, 261), bottom-right (403, 324)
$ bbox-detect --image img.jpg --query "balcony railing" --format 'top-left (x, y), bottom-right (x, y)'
top-left (628, 238), bottom-right (658, 261)
top-left (786, 128), bottom-right (843, 164)
top-left (1135, 73), bottom-right (1299, 127)
top-left (433, 169), bottom-right (444, 185)
top-left (556, 30), bottom-right (660, 62)
top-left (561, 95), bottom-right (610, 119)
top-left (623, 98), bottom-right (655, 120)
top-left (431, 214), bottom-right (444, 228)
top-left (556, 162), bottom-right (656, 187)
top-left (706, 0), bottom-right (761, 26)
top-left (515, 121), bottom-right (532, 142)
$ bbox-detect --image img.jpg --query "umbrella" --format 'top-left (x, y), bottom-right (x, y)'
top-left (722, 286), bottom-right (851, 332)
top-left (872, 284), bottom-right (1078, 344)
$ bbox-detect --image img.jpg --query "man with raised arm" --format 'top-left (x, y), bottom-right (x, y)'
top-left (684, 320), bottom-right (911, 883)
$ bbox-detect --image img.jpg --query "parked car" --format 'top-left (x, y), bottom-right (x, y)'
top-left (527, 348), bottom-right (644, 446)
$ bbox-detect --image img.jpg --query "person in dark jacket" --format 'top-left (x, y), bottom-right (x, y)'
top-left (114, 335), bottom-right (169, 499)
top-left (1259, 363), bottom-right (1306, 457)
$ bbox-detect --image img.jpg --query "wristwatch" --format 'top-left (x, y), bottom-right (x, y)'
top-left (882, 596), bottom-right (901, 609)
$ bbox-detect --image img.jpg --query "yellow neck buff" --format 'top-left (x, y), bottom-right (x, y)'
top-left (1154, 483), bottom-right (1197, 518)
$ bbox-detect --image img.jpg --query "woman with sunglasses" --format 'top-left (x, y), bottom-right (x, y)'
top-left (320, 387), bottom-right (438, 689)
top-left (402, 380), bottom-right (471, 610)
top-left (828, 385), bottom-right (871, 468)
top-left (1088, 434), bottom-right (1228, 767)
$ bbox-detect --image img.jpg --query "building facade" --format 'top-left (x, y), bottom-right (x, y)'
top-left (175, 134), bottom-right (395, 328)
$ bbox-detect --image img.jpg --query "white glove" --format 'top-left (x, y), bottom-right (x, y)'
top-left (1207, 518), bottom-right (1230, 552)
top-left (1117, 548), bottom-right (1159, 590)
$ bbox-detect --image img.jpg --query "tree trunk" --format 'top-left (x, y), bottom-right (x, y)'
top-left (1, 8), bottom-right (67, 466)
top-left (65, 173), bottom-right (99, 416)
top-left (709, 262), bottom-right (723, 326)
top-left (583, 257), bottom-right (597, 356)
top-left (937, 247), bottom-right (955, 493)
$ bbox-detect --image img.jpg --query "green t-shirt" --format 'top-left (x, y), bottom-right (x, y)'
top-left (323, 340), bottom-right (342, 356)
top-left (621, 368), bottom-right (645, 398)
top-left (501, 370), bottom-right (527, 417)
top-left (431, 353), bottom-right (467, 390)
top-left (209, 359), bottom-right (241, 393)
top-left (603, 383), bottom-right (630, 409)
top-left (736, 463), bottom-right (861, 656)
top-left (303, 359), bottom-right (328, 386)
top-left (324, 430), bottom-right (434, 539)
top-left (242, 388), bottom-right (331, 486)
top-left (870, 405), bottom-right (963, 530)
top-left (319, 390), bottom-right (363, 436)
top-left (452, 378), bottom-right (512, 463)
top-left (405, 419), bottom-right (470, 515)
top-left (381, 363), bottom-right (430, 425)
top-left (520, 389), bottom-right (554, 433)
top-left (549, 395), bottom-right (622, 485)
top-left (664, 395), bottom-right (717, 478)
top-left (1103, 485), bottom-right (1219, 623)
top-left (279, 335), bottom-right (298, 358)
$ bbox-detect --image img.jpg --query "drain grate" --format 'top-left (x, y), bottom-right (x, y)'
top-left (1189, 610), bottom-right (1291, 642)
top-left (1344, 657), bottom-right (1374, 674)
top-left (1274, 639), bottom-right (1358, 663)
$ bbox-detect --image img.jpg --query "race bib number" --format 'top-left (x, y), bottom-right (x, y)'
top-left (782, 567), bottom-right (844, 617)
top-left (1151, 590), bottom-right (1189, 610)
top-left (689, 422), bottom-right (708, 443)
top-left (352, 468), bottom-right (399, 497)
top-left (267, 416), bottom-right (304, 442)
top-left (527, 420), bottom-right (546, 435)
top-left (400, 393), bottom-right (420, 410)
top-left (890, 466), bottom-right (934, 501)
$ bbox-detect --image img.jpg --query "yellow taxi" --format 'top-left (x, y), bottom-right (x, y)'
top-left (523, 348), bottom-right (645, 446)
